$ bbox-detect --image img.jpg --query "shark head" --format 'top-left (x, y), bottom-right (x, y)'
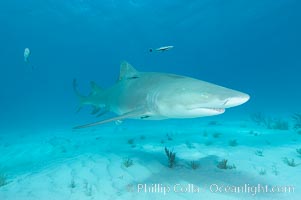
top-left (153, 74), bottom-right (250, 118)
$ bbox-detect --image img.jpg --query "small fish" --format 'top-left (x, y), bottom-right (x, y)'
top-left (24, 48), bottom-right (31, 63)
top-left (24, 48), bottom-right (34, 69)
top-left (149, 45), bottom-right (174, 52)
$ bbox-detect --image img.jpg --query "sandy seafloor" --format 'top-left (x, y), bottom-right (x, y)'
top-left (0, 117), bottom-right (300, 200)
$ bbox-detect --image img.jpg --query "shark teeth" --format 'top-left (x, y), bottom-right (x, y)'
top-left (211, 108), bottom-right (225, 112)
top-left (188, 107), bottom-right (225, 113)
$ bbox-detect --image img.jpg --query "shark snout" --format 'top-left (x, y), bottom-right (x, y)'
top-left (223, 94), bottom-right (250, 108)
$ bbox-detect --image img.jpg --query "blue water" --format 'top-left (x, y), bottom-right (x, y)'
top-left (0, 1), bottom-right (301, 199)
top-left (1, 0), bottom-right (300, 130)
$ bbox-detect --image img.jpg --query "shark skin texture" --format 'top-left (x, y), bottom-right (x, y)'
top-left (73, 61), bottom-right (250, 129)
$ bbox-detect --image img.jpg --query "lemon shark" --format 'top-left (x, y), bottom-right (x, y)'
top-left (73, 61), bottom-right (249, 129)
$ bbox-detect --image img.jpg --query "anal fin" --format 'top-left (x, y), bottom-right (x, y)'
top-left (91, 106), bottom-right (101, 115)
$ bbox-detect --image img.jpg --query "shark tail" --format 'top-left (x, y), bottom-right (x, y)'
top-left (73, 79), bottom-right (107, 114)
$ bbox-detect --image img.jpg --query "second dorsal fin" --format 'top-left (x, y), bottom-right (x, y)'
top-left (89, 81), bottom-right (103, 95)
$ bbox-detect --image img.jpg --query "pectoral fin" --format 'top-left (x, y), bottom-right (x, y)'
top-left (73, 109), bottom-right (147, 129)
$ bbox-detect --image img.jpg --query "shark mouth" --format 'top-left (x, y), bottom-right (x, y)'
top-left (188, 107), bottom-right (225, 113)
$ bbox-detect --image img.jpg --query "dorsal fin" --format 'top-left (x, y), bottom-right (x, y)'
top-left (119, 61), bottom-right (139, 81)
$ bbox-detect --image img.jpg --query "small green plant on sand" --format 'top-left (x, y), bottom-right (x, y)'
top-left (272, 164), bottom-right (279, 176)
top-left (292, 113), bottom-right (301, 130)
top-left (249, 130), bottom-right (260, 136)
top-left (250, 112), bottom-right (271, 128)
top-left (296, 148), bottom-right (301, 156)
top-left (212, 132), bottom-right (221, 138)
top-left (165, 147), bottom-right (176, 168)
top-left (217, 159), bottom-right (236, 170)
top-left (127, 138), bottom-right (135, 145)
top-left (208, 121), bottom-right (219, 126)
top-left (272, 118), bottom-right (289, 130)
top-left (123, 158), bottom-right (134, 168)
top-left (258, 168), bottom-right (266, 175)
top-left (69, 179), bottom-right (76, 189)
top-left (127, 138), bottom-right (136, 148)
top-left (84, 182), bottom-right (93, 196)
top-left (255, 150), bottom-right (264, 157)
top-left (189, 161), bottom-right (200, 170)
top-left (0, 173), bottom-right (8, 187)
top-left (166, 134), bottom-right (173, 141)
top-left (250, 112), bottom-right (289, 130)
top-left (228, 139), bottom-right (238, 147)
top-left (185, 141), bottom-right (195, 149)
top-left (283, 157), bottom-right (299, 167)
top-left (205, 140), bottom-right (213, 146)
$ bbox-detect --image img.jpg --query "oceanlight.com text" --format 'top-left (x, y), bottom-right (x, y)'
top-left (209, 183), bottom-right (295, 196)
